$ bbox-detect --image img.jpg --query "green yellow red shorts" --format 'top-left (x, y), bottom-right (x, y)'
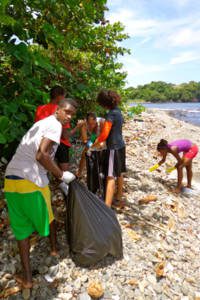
top-left (4, 178), bottom-right (54, 241)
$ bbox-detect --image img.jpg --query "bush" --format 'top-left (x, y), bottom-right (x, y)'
top-left (0, 0), bottom-right (130, 159)
top-left (127, 104), bottom-right (146, 117)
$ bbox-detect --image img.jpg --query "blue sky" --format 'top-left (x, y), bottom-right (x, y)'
top-left (106, 0), bottom-right (200, 87)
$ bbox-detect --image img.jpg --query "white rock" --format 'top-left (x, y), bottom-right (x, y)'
top-left (78, 292), bottom-right (91, 300)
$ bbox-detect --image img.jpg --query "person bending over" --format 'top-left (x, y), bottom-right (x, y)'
top-left (35, 86), bottom-right (83, 195)
top-left (157, 139), bottom-right (198, 193)
top-left (4, 99), bottom-right (76, 289)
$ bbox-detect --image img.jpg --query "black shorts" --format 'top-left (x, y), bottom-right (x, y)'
top-left (105, 147), bottom-right (126, 178)
top-left (55, 143), bottom-right (70, 164)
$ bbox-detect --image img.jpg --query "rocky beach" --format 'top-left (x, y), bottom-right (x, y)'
top-left (0, 110), bottom-right (200, 300)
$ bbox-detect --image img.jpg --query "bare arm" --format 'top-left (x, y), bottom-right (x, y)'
top-left (170, 147), bottom-right (183, 166)
top-left (80, 124), bottom-right (88, 144)
top-left (62, 120), bottom-right (85, 139)
top-left (36, 138), bottom-right (63, 179)
top-left (158, 152), bottom-right (167, 165)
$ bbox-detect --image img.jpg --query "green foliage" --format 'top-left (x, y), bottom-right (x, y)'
top-left (127, 104), bottom-right (145, 117)
top-left (124, 81), bottom-right (200, 103)
top-left (0, 0), bottom-right (130, 158)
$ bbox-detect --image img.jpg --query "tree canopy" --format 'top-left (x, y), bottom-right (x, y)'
top-left (124, 81), bottom-right (200, 103)
top-left (0, 0), bottom-right (130, 157)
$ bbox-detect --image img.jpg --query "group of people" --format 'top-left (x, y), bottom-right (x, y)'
top-left (4, 86), bottom-right (126, 288)
top-left (3, 85), bottom-right (198, 289)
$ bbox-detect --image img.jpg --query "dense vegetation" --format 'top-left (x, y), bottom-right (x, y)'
top-left (0, 0), bottom-right (130, 157)
top-left (125, 81), bottom-right (200, 103)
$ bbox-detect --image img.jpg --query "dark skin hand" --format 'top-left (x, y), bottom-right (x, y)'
top-left (62, 120), bottom-right (85, 140)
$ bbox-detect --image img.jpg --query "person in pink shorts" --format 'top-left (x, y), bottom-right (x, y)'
top-left (157, 139), bottom-right (198, 193)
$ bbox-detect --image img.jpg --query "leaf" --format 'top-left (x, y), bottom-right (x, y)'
top-left (33, 53), bottom-right (54, 73)
top-left (139, 195), bottom-right (157, 205)
top-left (0, 0), bottom-right (16, 25)
top-left (155, 262), bottom-right (166, 278)
top-left (124, 223), bottom-right (134, 229)
top-left (167, 217), bottom-right (176, 232)
top-left (128, 230), bottom-right (141, 241)
top-left (0, 133), bottom-right (7, 144)
top-left (0, 286), bottom-right (21, 299)
top-left (11, 43), bottom-right (31, 64)
top-left (0, 13), bottom-right (16, 25)
top-left (177, 204), bottom-right (186, 219)
top-left (154, 250), bottom-right (165, 261)
top-left (169, 202), bottom-right (178, 212)
top-left (127, 279), bottom-right (138, 287)
top-left (87, 282), bottom-right (104, 299)
top-left (0, 116), bottom-right (10, 131)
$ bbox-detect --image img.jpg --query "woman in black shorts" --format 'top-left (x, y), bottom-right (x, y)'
top-left (92, 90), bottom-right (126, 207)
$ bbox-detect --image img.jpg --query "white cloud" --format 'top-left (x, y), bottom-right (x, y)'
top-left (169, 0), bottom-right (191, 7)
top-left (108, 9), bottom-right (159, 38)
top-left (166, 27), bottom-right (200, 47)
top-left (106, 0), bottom-right (200, 85)
top-left (107, 6), bottom-right (200, 49)
top-left (170, 51), bottom-right (200, 65)
top-left (120, 56), bottom-right (169, 77)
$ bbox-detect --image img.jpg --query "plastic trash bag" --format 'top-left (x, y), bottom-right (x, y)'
top-left (86, 150), bottom-right (107, 197)
top-left (65, 180), bottom-right (123, 267)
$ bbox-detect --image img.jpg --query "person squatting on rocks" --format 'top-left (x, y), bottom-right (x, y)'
top-left (35, 86), bottom-right (83, 195)
top-left (91, 90), bottom-right (126, 208)
top-left (4, 99), bottom-right (77, 288)
top-left (157, 139), bottom-right (198, 193)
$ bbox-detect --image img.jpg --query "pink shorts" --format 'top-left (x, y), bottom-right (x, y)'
top-left (183, 145), bottom-right (198, 160)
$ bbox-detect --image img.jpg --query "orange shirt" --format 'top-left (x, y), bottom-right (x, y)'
top-left (35, 103), bottom-right (71, 147)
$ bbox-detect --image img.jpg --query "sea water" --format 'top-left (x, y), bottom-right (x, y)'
top-left (131, 102), bottom-right (200, 127)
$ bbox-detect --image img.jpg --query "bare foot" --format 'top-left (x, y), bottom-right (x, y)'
top-left (50, 250), bottom-right (59, 257)
top-left (186, 185), bottom-right (192, 189)
top-left (14, 275), bottom-right (33, 289)
top-left (171, 187), bottom-right (181, 194)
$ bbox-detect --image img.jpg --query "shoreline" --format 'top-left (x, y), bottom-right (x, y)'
top-left (146, 107), bottom-right (200, 127)
top-left (129, 101), bottom-right (200, 127)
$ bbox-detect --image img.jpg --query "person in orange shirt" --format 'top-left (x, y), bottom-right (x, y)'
top-left (35, 86), bottom-right (83, 194)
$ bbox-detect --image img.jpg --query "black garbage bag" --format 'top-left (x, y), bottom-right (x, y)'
top-left (86, 150), bottom-right (107, 197)
top-left (65, 180), bottom-right (123, 267)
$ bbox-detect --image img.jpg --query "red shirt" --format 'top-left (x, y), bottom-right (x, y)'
top-left (35, 103), bottom-right (71, 147)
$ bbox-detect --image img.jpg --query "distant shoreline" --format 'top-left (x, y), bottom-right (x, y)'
top-left (130, 102), bottom-right (200, 127)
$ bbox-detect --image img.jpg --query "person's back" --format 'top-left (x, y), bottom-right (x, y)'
top-left (93, 90), bottom-right (126, 207)
top-left (35, 86), bottom-right (65, 121)
top-left (106, 107), bottom-right (125, 150)
top-left (168, 139), bottom-right (192, 153)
